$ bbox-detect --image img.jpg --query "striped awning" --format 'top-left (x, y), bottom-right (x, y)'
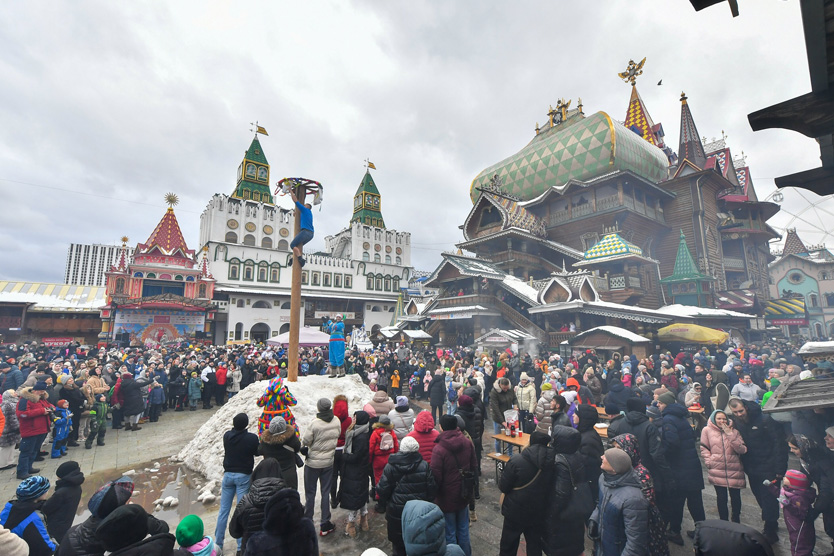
top-left (764, 298), bottom-right (808, 325)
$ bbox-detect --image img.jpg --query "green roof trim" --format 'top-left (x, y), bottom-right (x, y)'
top-left (584, 233), bottom-right (643, 261)
top-left (351, 170), bottom-right (385, 227)
top-left (470, 111), bottom-right (669, 203)
top-left (244, 136), bottom-right (269, 165)
top-left (660, 230), bottom-right (713, 283)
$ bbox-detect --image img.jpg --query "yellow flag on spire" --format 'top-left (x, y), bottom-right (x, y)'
top-left (256, 125), bottom-right (268, 136)
top-left (367, 161), bottom-right (376, 170)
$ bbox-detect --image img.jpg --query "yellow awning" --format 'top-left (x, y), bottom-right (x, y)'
top-left (657, 323), bottom-right (729, 345)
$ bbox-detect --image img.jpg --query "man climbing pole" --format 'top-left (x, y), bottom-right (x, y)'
top-left (290, 187), bottom-right (314, 267)
top-left (326, 314), bottom-right (346, 378)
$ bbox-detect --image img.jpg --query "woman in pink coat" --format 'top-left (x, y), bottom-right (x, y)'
top-left (700, 409), bottom-right (747, 522)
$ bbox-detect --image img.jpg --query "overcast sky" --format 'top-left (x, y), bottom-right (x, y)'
top-left (0, 0), bottom-right (825, 282)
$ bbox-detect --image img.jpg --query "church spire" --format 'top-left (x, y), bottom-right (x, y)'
top-left (678, 92), bottom-right (707, 169)
top-left (232, 135), bottom-right (273, 204)
top-left (619, 58), bottom-right (659, 146)
top-left (351, 167), bottom-right (386, 228)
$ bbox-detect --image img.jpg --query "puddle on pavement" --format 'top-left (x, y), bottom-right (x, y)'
top-left (72, 458), bottom-right (217, 527)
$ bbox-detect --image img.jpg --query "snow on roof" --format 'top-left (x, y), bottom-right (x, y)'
top-left (0, 281), bottom-right (106, 312)
top-left (404, 330), bottom-right (433, 339)
top-left (573, 325), bottom-right (650, 343)
top-left (798, 341), bottom-right (834, 355)
top-left (657, 304), bottom-right (753, 319)
top-left (428, 305), bottom-right (488, 315)
top-left (501, 276), bottom-right (541, 305)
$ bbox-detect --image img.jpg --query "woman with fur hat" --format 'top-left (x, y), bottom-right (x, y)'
top-left (0, 475), bottom-right (57, 556)
top-left (258, 417), bottom-right (301, 490)
top-left (369, 414), bottom-right (399, 509)
top-left (388, 396), bottom-right (415, 441)
top-left (0, 390), bottom-right (20, 470)
top-left (339, 410), bottom-right (373, 538)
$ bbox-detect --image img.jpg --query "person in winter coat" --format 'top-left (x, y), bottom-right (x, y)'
top-left (215, 413), bottom-right (260, 552)
top-left (575, 403), bottom-right (604, 501)
top-left (498, 431), bottom-right (552, 556)
top-left (95, 504), bottom-right (178, 556)
top-left (0, 475), bottom-right (58, 556)
top-left (700, 409), bottom-right (747, 523)
top-left (791, 433), bottom-right (834, 549)
top-left (331, 394), bottom-right (352, 507)
top-left (245, 488), bottom-right (318, 556)
top-left (489, 377), bottom-right (519, 455)
top-left (534, 386), bottom-right (556, 435)
top-left (406, 411), bottom-right (439, 465)
top-left (85, 393), bottom-right (108, 449)
top-left (51, 400), bottom-right (72, 458)
top-left (402, 500), bottom-right (466, 556)
top-left (585, 368), bottom-right (604, 405)
top-left (456, 395), bottom-right (483, 496)
top-left (377, 436), bottom-right (437, 556)
top-left (515, 373), bottom-right (537, 428)
top-left (147, 382), bottom-right (164, 422)
top-left (229, 475), bottom-right (289, 553)
top-left (545, 425), bottom-right (589, 556)
top-left (609, 433), bottom-right (669, 556)
top-left (302, 398), bottom-right (341, 536)
top-left (428, 371), bottom-right (447, 424)
top-left (258, 417), bottom-right (301, 490)
top-left (227, 366), bottom-right (242, 398)
top-left (605, 379), bottom-right (636, 412)
top-left (339, 410), bottom-right (372, 537)
top-left (566, 376), bottom-right (595, 406)
top-left (370, 415), bottom-right (399, 503)
top-left (187, 372), bottom-right (202, 410)
top-left (656, 392), bottom-right (705, 545)
top-left (388, 396), bottom-right (415, 441)
top-left (431, 414), bottom-right (477, 556)
top-left (369, 390), bottom-right (396, 417)
top-left (119, 373), bottom-right (149, 431)
top-left (728, 397), bottom-right (788, 544)
top-left (0, 390), bottom-right (21, 470)
top-left (57, 475), bottom-right (169, 556)
top-left (42, 460), bottom-right (85, 542)
top-left (16, 383), bottom-right (54, 480)
top-left (767, 470), bottom-right (816, 556)
top-left (589, 448), bottom-right (649, 556)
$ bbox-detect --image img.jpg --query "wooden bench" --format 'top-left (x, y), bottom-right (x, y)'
top-left (486, 452), bottom-right (511, 482)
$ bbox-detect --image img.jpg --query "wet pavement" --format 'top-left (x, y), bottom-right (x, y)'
top-left (3, 400), bottom-right (833, 555)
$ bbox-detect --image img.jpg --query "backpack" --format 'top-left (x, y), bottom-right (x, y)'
top-left (379, 430), bottom-right (394, 451)
top-left (448, 382), bottom-right (458, 403)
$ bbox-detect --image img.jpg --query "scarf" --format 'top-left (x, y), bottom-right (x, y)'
top-left (343, 422), bottom-right (370, 455)
top-left (317, 409), bottom-right (334, 422)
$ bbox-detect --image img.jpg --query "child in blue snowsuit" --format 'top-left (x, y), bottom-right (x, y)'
top-left (187, 372), bottom-right (202, 411)
top-left (51, 401), bottom-right (72, 458)
top-left (149, 381), bottom-right (165, 422)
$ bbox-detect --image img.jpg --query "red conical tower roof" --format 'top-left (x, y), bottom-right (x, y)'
top-left (133, 194), bottom-right (195, 266)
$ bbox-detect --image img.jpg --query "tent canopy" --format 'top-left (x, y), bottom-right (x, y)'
top-left (267, 326), bottom-right (331, 347)
top-left (657, 323), bottom-right (728, 345)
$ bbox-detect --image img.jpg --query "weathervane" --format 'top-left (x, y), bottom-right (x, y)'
top-left (364, 158), bottom-right (377, 170)
top-left (250, 121), bottom-right (269, 136)
top-left (164, 192), bottom-right (179, 207)
top-left (618, 57), bottom-right (646, 86)
top-left (120, 236), bottom-right (129, 246)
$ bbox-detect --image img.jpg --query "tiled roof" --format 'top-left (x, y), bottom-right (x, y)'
top-left (623, 85), bottom-right (658, 145)
top-left (783, 229), bottom-right (810, 256)
top-left (660, 230), bottom-right (712, 282)
top-left (584, 233), bottom-right (643, 261)
top-left (678, 94), bottom-right (707, 169)
top-left (489, 194), bottom-right (547, 237)
top-left (139, 207), bottom-right (193, 258)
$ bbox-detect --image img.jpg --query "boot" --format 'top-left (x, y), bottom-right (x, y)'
top-left (360, 514), bottom-right (370, 532)
top-left (132, 423), bottom-right (142, 431)
top-left (345, 521), bottom-right (357, 538)
top-left (762, 523), bottom-right (779, 544)
top-left (469, 510), bottom-right (478, 523)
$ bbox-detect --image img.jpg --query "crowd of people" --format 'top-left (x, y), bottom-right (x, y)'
top-left (1, 337), bottom-right (833, 555)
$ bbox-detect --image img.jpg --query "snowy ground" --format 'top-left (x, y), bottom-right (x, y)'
top-left (177, 374), bottom-right (372, 485)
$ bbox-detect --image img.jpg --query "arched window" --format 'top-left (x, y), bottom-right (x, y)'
top-left (278, 239), bottom-right (289, 251)
top-left (393, 277), bottom-right (400, 290)
top-left (270, 267), bottom-right (279, 282)
top-left (214, 245), bottom-right (227, 260)
top-left (258, 263), bottom-right (268, 282)
top-left (312, 272), bottom-right (320, 286)
top-left (261, 237), bottom-right (273, 248)
top-left (236, 299), bottom-right (245, 308)
top-left (243, 262), bottom-right (254, 281)
top-left (822, 272), bottom-right (829, 281)
top-left (146, 273), bottom-right (156, 279)
top-left (376, 277), bottom-right (383, 290)
top-left (115, 278), bottom-right (125, 294)
top-left (234, 322), bottom-right (243, 341)
top-left (253, 191), bottom-right (261, 202)
top-left (371, 306), bottom-right (382, 312)
top-left (362, 252), bottom-right (370, 261)
top-left (810, 293), bottom-right (819, 307)
top-left (225, 231), bottom-right (238, 243)
top-left (374, 253), bottom-right (381, 263)
top-left (826, 293), bottom-right (834, 307)
top-left (174, 275), bottom-right (183, 281)
top-left (280, 301), bottom-right (292, 309)
top-left (185, 276), bottom-right (195, 281)
top-left (243, 234), bottom-right (256, 246)
top-left (252, 300), bottom-right (271, 308)
top-left (133, 272), bottom-right (143, 278)
top-left (396, 256), bottom-right (401, 265)
top-left (384, 278), bottom-right (391, 291)
top-left (367, 275), bottom-right (374, 290)
top-left (198, 284), bottom-right (207, 298)
top-left (385, 255), bottom-right (391, 264)
top-left (159, 273), bottom-right (172, 280)
top-left (229, 259), bottom-right (240, 280)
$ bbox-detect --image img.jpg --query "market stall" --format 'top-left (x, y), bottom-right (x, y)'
top-left (568, 325), bottom-right (651, 360)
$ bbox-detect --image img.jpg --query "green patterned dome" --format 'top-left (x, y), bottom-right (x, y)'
top-left (470, 112), bottom-right (669, 202)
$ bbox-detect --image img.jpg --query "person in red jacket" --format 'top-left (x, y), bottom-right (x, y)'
top-left (406, 411), bottom-right (439, 465)
top-left (330, 394), bottom-right (352, 507)
top-left (16, 382), bottom-right (55, 480)
top-left (431, 414), bottom-right (477, 556)
top-left (369, 415), bottom-right (398, 512)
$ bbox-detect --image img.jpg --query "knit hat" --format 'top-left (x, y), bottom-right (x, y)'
top-left (16, 475), bottom-right (50, 501)
top-left (191, 371), bottom-right (198, 377)
top-left (785, 469), bottom-right (810, 490)
top-left (57, 399), bottom-right (69, 408)
top-left (657, 392), bottom-right (676, 406)
top-left (603, 448), bottom-right (632, 475)
top-left (541, 382), bottom-right (552, 391)
top-left (96, 504), bottom-right (149, 551)
top-left (399, 436), bottom-right (419, 453)
top-left (176, 514), bottom-right (205, 547)
top-left (317, 398), bottom-right (332, 412)
top-left (232, 413), bottom-right (249, 430)
top-left (396, 396), bottom-right (409, 408)
top-left (520, 372), bottom-right (530, 381)
top-left (56, 460), bottom-right (81, 479)
top-left (604, 402), bottom-right (620, 416)
top-left (458, 394), bottom-right (473, 407)
top-left (530, 431), bottom-right (550, 446)
top-left (377, 415), bottom-right (391, 426)
top-left (562, 390), bottom-right (578, 405)
top-left (826, 426), bottom-right (834, 439)
top-left (625, 398), bottom-right (645, 413)
top-left (269, 417), bottom-right (287, 435)
top-left (646, 405), bottom-right (662, 420)
top-left (440, 414), bottom-right (458, 431)
top-left (33, 381), bottom-right (48, 391)
top-left (455, 414), bottom-right (466, 430)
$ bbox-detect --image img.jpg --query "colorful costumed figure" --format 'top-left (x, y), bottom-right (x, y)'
top-left (256, 376), bottom-right (298, 435)
top-left (51, 401), bottom-right (72, 458)
top-left (326, 314), bottom-right (346, 378)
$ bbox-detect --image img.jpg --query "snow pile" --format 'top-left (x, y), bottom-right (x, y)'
top-left (177, 374), bottom-right (372, 484)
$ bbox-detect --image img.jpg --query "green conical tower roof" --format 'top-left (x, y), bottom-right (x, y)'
top-left (660, 230), bottom-right (713, 283)
top-left (351, 170), bottom-right (385, 227)
top-left (232, 136), bottom-right (273, 204)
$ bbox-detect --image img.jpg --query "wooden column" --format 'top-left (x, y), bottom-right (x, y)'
top-left (288, 187), bottom-right (307, 382)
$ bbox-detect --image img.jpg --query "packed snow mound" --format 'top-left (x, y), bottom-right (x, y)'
top-left (177, 374), bottom-right (372, 483)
